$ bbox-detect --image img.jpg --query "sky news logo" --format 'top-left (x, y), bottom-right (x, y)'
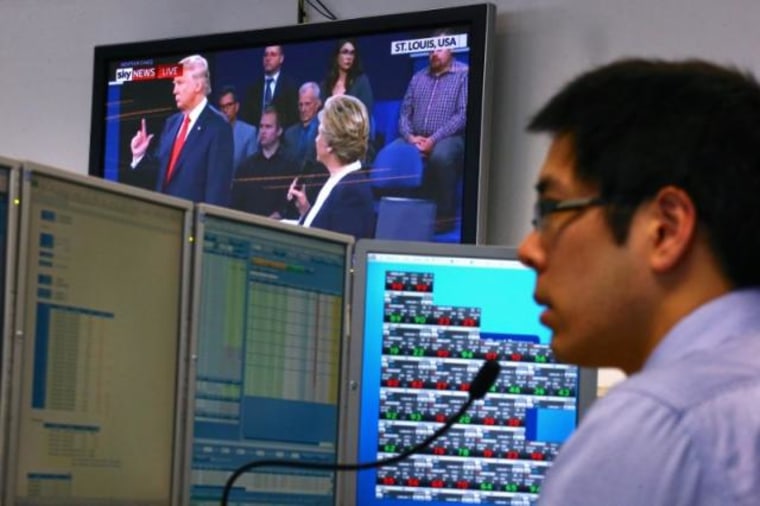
top-left (115, 67), bottom-right (134, 82)
top-left (114, 64), bottom-right (182, 83)
top-left (390, 34), bottom-right (468, 55)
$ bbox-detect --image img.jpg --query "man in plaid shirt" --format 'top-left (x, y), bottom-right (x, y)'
top-left (395, 32), bottom-right (468, 232)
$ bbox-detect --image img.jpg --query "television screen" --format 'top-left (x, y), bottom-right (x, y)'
top-left (89, 4), bottom-right (495, 244)
top-left (0, 157), bottom-right (20, 498)
top-left (4, 162), bottom-right (193, 505)
top-left (187, 205), bottom-right (353, 504)
top-left (342, 240), bottom-right (597, 505)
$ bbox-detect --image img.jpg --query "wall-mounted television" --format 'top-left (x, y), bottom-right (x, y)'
top-left (88, 3), bottom-right (495, 244)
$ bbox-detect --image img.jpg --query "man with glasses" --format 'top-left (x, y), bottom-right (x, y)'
top-left (218, 85), bottom-right (257, 174)
top-left (519, 59), bottom-right (760, 505)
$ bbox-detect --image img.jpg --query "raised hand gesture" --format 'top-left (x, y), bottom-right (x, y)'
top-left (130, 118), bottom-right (155, 159)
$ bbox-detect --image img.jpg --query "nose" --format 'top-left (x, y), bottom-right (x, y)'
top-left (517, 229), bottom-right (545, 271)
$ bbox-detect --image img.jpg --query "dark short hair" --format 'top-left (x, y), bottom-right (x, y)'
top-left (260, 105), bottom-right (281, 128)
top-left (528, 59), bottom-right (760, 287)
top-left (219, 85), bottom-right (239, 102)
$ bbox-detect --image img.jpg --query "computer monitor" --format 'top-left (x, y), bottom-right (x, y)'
top-left (4, 162), bottom-right (193, 505)
top-left (187, 205), bottom-right (353, 504)
top-left (0, 157), bottom-right (20, 497)
top-left (342, 240), bottom-right (597, 505)
top-left (89, 4), bottom-right (495, 244)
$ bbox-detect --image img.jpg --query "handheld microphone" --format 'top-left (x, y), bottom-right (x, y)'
top-left (220, 359), bottom-right (501, 505)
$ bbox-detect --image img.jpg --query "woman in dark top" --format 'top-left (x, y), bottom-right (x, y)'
top-left (322, 39), bottom-right (374, 115)
top-left (286, 95), bottom-right (376, 239)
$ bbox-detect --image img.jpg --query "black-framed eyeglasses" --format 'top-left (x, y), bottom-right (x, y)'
top-left (532, 196), bottom-right (605, 231)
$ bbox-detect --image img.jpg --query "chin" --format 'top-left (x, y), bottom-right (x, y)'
top-left (550, 338), bottom-right (578, 365)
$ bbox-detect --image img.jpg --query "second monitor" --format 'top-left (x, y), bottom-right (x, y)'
top-left (187, 206), bottom-right (354, 505)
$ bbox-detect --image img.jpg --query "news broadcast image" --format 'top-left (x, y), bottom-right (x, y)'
top-left (99, 27), bottom-right (473, 243)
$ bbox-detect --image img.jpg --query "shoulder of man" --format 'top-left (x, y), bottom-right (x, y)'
top-left (278, 72), bottom-right (299, 90)
top-left (236, 119), bottom-right (257, 133)
top-left (201, 103), bottom-right (230, 126)
top-left (450, 59), bottom-right (469, 73)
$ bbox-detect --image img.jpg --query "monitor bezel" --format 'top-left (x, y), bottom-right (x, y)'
top-left (185, 203), bottom-right (354, 504)
top-left (341, 238), bottom-right (598, 504)
top-left (88, 3), bottom-right (496, 245)
top-left (0, 157), bottom-right (21, 500)
top-left (4, 161), bottom-right (194, 506)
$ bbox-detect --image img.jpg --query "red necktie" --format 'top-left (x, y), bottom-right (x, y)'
top-left (166, 114), bottom-right (190, 184)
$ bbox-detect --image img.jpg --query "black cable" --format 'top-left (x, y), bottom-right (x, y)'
top-left (304, 0), bottom-right (337, 21)
top-left (311, 0), bottom-right (337, 19)
top-left (297, 0), bottom-right (307, 24)
top-left (219, 360), bottom-right (500, 505)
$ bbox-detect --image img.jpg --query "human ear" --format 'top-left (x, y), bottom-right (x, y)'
top-left (648, 186), bottom-right (697, 272)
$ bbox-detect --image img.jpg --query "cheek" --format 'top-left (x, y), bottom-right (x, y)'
top-left (551, 253), bottom-right (642, 358)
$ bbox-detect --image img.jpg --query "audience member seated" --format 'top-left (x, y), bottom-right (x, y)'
top-left (218, 85), bottom-right (257, 174)
top-left (379, 28), bottom-right (467, 232)
top-left (230, 106), bottom-right (297, 218)
top-left (283, 82), bottom-right (321, 164)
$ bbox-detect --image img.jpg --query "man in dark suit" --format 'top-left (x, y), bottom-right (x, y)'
top-left (283, 81), bottom-right (321, 164)
top-left (239, 45), bottom-right (299, 131)
top-left (129, 54), bottom-right (234, 206)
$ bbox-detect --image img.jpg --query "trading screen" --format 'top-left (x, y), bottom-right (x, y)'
top-left (10, 170), bottom-right (188, 505)
top-left (353, 251), bottom-right (580, 506)
top-left (190, 214), bottom-right (350, 505)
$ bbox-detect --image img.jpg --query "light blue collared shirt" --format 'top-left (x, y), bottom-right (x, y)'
top-left (231, 119), bottom-right (257, 172)
top-left (538, 288), bottom-right (760, 506)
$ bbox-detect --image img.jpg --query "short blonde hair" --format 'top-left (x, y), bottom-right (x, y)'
top-left (179, 54), bottom-right (211, 96)
top-left (318, 95), bottom-right (369, 164)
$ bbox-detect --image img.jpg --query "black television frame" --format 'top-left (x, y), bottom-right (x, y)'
top-left (88, 3), bottom-right (495, 244)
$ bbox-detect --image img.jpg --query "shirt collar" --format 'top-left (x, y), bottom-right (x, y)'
top-left (327, 160), bottom-right (362, 183)
top-left (186, 97), bottom-right (207, 123)
top-left (644, 288), bottom-right (760, 370)
top-left (301, 160), bottom-right (362, 228)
